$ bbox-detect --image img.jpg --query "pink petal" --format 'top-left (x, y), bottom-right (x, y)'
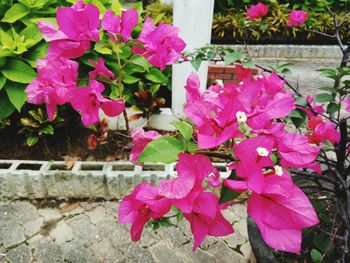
top-left (100, 100), bottom-right (125, 117)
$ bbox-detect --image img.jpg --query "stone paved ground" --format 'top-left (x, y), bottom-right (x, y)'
top-left (0, 200), bottom-right (252, 263)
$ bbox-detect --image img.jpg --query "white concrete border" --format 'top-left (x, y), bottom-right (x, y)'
top-left (0, 160), bottom-right (229, 200)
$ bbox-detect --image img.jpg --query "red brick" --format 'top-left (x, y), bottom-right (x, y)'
top-left (215, 73), bottom-right (233, 80)
top-left (224, 66), bottom-right (237, 74)
top-left (208, 65), bottom-right (225, 73)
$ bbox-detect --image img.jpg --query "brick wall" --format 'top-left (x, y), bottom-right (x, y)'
top-left (207, 62), bottom-right (258, 85)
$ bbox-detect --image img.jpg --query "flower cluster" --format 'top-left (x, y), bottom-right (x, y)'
top-left (25, 0), bottom-right (185, 126)
top-left (119, 67), bottom-right (337, 253)
top-left (246, 2), bottom-right (308, 26)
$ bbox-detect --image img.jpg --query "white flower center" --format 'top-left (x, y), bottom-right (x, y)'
top-left (274, 165), bottom-right (283, 176)
top-left (236, 111), bottom-right (247, 123)
top-left (256, 147), bottom-right (269, 157)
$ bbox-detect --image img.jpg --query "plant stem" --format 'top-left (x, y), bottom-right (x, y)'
top-left (115, 49), bottom-right (130, 133)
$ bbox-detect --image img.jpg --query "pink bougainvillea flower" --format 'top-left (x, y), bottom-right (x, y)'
top-left (262, 72), bottom-right (285, 95)
top-left (287, 10), bottom-right (308, 26)
top-left (38, 21), bottom-right (91, 59)
top-left (118, 182), bottom-right (171, 241)
top-left (247, 92), bottom-right (295, 130)
top-left (233, 136), bottom-right (275, 193)
top-left (132, 17), bottom-right (186, 70)
top-left (184, 191), bottom-right (234, 250)
top-left (246, 2), bottom-right (269, 20)
top-left (56, 0), bottom-right (100, 41)
top-left (69, 80), bottom-right (124, 126)
top-left (307, 116), bottom-right (340, 144)
top-left (234, 64), bottom-right (253, 81)
top-left (344, 97), bottom-right (350, 112)
top-left (159, 153), bottom-right (220, 200)
top-left (25, 57), bottom-right (78, 120)
top-left (88, 58), bottom-right (115, 79)
top-left (185, 72), bottom-right (202, 104)
top-left (225, 172), bottom-right (319, 253)
top-left (102, 8), bottom-right (139, 41)
top-left (129, 128), bottom-right (161, 165)
top-left (278, 133), bottom-right (320, 168)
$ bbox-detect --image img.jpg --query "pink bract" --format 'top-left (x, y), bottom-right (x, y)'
top-left (56, 0), bottom-right (100, 41)
top-left (132, 17), bottom-right (186, 70)
top-left (102, 8), bottom-right (139, 41)
top-left (129, 128), bottom-right (161, 165)
top-left (246, 2), bottom-right (269, 20)
top-left (278, 133), bottom-right (320, 168)
top-left (118, 182), bottom-right (171, 241)
top-left (307, 116), bottom-right (340, 144)
top-left (184, 191), bottom-right (233, 250)
top-left (69, 80), bottom-right (124, 126)
top-left (88, 58), bottom-right (115, 79)
top-left (159, 153), bottom-right (220, 199)
top-left (225, 172), bottom-right (319, 253)
top-left (287, 10), bottom-right (308, 27)
top-left (25, 57), bottom-right (78, 120)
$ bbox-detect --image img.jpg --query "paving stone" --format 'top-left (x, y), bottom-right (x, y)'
top-left (61, 205), bottom-right (85, 216)
top-left (119, 243), bottom-right (155, 263)
top-left (80, 202), bottom-right (100, 211)
top-left (85, 206), bottom-right (107, 224)
top-left (37, 208), bottom-right (62, 223)
top-left (139, 226), bottom-right (159, 247)
top-left (5, 244), bottom-right (32, 263)
top-left (23, 217), bottom-right (44, 237)
top-left (180, 243), bottom-right (217, 263)
top-left (206, 240), bottom-right (247, 263)
top-left (0, 221), bottom-right (25, 248)
top-left (11, 201), bottom-right (39, 223)
top-left (240, 241), bottom-right (253, 260)
top-left (98, 219), bottom-right (131, 247)
top-left (234, 219), bottom-right (248, 238)
top-left (49, 221), bottom-right (74, 245)
top-left (67, 215), bottom-right (101, 246)
top-left (104, 201), bottom-right (118, 218)
top-left (156, 226), bottom-right (190, 248)
top-left (31, 238), bottom-right (63, 263)
top-left (89, 238), bottom-right (124, 263)
top-left (198, 236), bottom-right (218, 250)
top-left (0, 203), bottom-right (15, 221)
top-left (224, 229), bottom-right (247, 249)
top-left (150, 240), bottom-right (185, 263)
top-left (27, 234), bottom-right (45, 244)
top-left (62, 243), bottom-right (96, 263)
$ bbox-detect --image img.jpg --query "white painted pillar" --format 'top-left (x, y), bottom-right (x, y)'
top-left (171, 0), bottom-right (215, 117)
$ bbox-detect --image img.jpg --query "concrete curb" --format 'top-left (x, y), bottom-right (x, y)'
top-left (0, 160), bottom-right (229, 200)
top-left (221, 45), bottom-right (344, 59)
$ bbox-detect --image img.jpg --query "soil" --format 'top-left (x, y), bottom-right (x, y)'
top-left (0, 118), bottom-right (133, 162)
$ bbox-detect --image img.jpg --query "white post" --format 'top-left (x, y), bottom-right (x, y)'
top-left (171, 0), bottom-right (215, 117)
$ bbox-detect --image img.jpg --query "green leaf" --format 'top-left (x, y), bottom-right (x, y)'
top-left (310, 249), bottom-right (323, 262)
top-left (0, 75), bottom-right (6, 90)
top-left (326, 102), bottom-right (340, 113)
top-left (224, 52), bottom-right (244, 66)
top-left (145, 67), bottom-right (168, 84)
top-left (42, 125), bottom-right (54, 135)
top-left (27, 136), bottom-right (39, 147)
top-left (191, 57), bottom-right (202, 71)
top-left (315, 93), bottom-right (333, 103)
top-left (20, 24), bottom-right (42, 48)
top-left (318, 69), bottom-right (339, 81)
top-left (219, 171), bottom-right (242, 204)
top-left (138, 136), bottom-right (185, 164)
top-left (295, 96), bottom-right (307, 107)
top-left (1, 3), bottom-right (30, 23)
top-left (290, 109), bottom-right (306, 128)
top-left (0, 95), bottom-right (15, 120)
top-left (122, 73), bottom-right (141, 84)
top-left (171, 121), bottom-right (193, 141)
top-left (0, 29), bottom-right (14, 48)
top-left (5, 82), bottom-right (27, 112)
top-left (129, 54), bottom-right (151, 71)
top-left (1, 59), bottom-right (36, 83)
